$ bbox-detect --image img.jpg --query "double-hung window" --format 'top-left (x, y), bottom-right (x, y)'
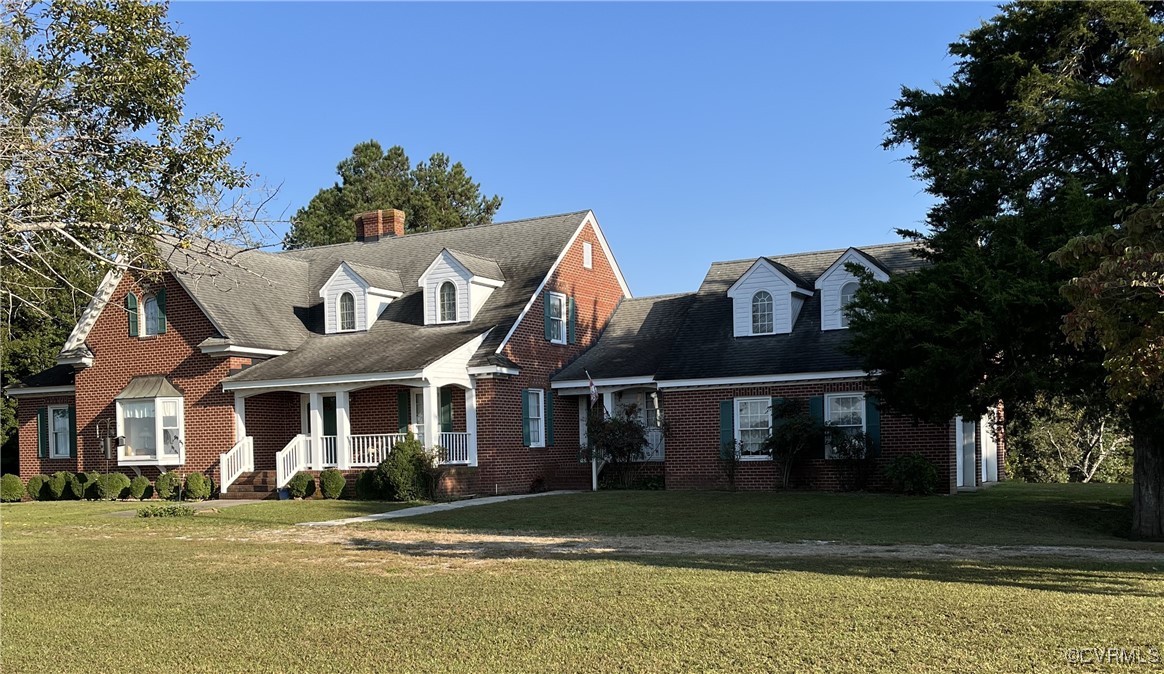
top-left (338, 292), bottom-right (357, 331)
top-left (735, 397), bottom-right (772, 459)
top-left (524, 389), bottom-right (545, 448)
top-left (439, 281), bottom-right (457, 323)
top-left (49, 406), bottom-right (71, 458)
top-left (839, 282), bottom-right (859, 328)
top-left (751, 291), bottom-right (774, 334)
top-left (825, 393), bottom-right (865, 458)
top-left (547, 292), bottom-right (566, 345)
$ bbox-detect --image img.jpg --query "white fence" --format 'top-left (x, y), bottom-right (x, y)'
top-left (219, 437), bottom-right (254, 493)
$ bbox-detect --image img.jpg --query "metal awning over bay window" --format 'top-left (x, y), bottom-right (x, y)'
top-left (114, 376), bottom-right (185, 466)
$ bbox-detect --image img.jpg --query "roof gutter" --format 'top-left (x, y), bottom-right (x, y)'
top-left (4, 385), bottom-right (76, 398)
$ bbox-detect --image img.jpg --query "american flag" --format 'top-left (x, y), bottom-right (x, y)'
top-left (587, 370), bottom-right (599, 406)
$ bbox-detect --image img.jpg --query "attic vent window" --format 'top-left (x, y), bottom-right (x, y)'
top-left (840, 282), bottom-right (859, 328)
top-left (339, 292), bottom-right (356, 331)
top-left (751, 291), bottom-right (774, 334)
top-left (439, 282), bottom-right (457, 322)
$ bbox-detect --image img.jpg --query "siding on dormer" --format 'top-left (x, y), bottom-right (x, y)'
top-left (727, 263), bottom-right (794, 336)
top-left (818, 251), bottom-right (889, 331)
top-left (322, 265), bottom-right (368, 333)
top-left (422, 254), bottom-right (471, 324)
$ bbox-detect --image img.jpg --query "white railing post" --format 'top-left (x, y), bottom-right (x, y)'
top-left (465, 386), bottom-right (478, 467)
top-left (308, 392), bottom-right (324, 470)
top-left (336, 390), bottom-right (351, 470)
top-left (422, 384), bottom-right (440, 452)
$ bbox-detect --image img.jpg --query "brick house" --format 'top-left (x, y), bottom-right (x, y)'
top-left (552, 244), bottom-right (1004, 494)
top-left (8, 209), bottom-right (630, 497)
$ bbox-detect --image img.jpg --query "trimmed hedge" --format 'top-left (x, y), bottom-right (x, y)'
top-left (1, 474), bottom-right (23, 502)
top-left (96, 473), bottom-right (131, 500)
top-left (129, 475), bottom-right (152, 500)
top-left (156, 472), bottom-right (182, 500)
top-left (79, 471), bottom-right (102, 500)
top-left (25, 475), bottom-right (48, 501)
top-left (46, 472), bottom-right (73, 500)
top-left (184, 473), bottom-right (211, 501)
top-left (354, 470), bottom-right (378, 500)
top-left (883, 453), bottom-right (941, 495)
top-left (319, 469), bottom-right (346, 499)
top-left (137, 504), bottom-right (196, 518)
top-left (287, 471), bottom-right (315, 499)
top-left (375, 435), bottom-right (432, 501)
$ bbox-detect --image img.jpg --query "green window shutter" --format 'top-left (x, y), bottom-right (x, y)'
top-left (68, 405), bottom-right (78, 458)
top-left (865, 395), bottom-right (881, 457)
top-left (439, 387), bottom-right (453, 433)
top-left (521, 389), bottom-right (531, 447)
top-left (543, 292), bottom-right (553, 341)
top-left (397, 390), bottom-right (411, 434)
top-left (718, 400), bottom-right (735, 459)
top-left (125, 293), bottom-right (139, 337)
top-left (155, 288), bottom-right (167, 334)
top-left (770, 397), bottom-right (786, 434)
top-left (545, 389), bottom-right (554, 446)
top-left (808, 396), bottom-right (825, 459)
top-left (37, 407), bottom-right (49, 458)
top-left (567, 297), bottom-right (577, 345)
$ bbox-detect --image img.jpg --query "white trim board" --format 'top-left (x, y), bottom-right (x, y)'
top-left (222, 370), bottom-right (424, 392)
top-left (199, 344), bottom-right (289, 358)
top-left (493, 211), bottom-right (632, 357)
top-left (57, 266), bottom-right (123, 364)
top-left (656, 370), bottom-right (869, 390)
top-left (551, 376), bottom-right (655, 390)
top-left (3, 385), bottom-right (77, 397)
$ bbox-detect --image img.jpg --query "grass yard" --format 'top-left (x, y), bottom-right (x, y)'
top-left (2, 485), bottom-right (1162, 673)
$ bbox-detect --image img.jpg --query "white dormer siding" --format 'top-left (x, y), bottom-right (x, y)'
top-left (418, 250), bottom-right (503, 325)
top-left (319, 262), bottom-right (403, 334)
top-left (726, 259), bottom-right (808, 337)
top-left (814, 248), bottom-right (890, 331)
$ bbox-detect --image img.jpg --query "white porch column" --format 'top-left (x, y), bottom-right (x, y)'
top-left (336, 390), bottom-right (351, 470)
top-left (594, 392), bottom-right (615, 492)
top-left (233, 393), bottom-right (247, 443)
top-left (465, 385), bottom-right (478, 466)
top-left (308, 392), bottom-right (324, 470)
top-left (423, 383), bottom-right (441, 452)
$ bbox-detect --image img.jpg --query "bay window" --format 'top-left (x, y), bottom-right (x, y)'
top-left (116, 396), bottom-right (184, 465)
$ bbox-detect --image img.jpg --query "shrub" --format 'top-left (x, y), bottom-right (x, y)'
top-left (287, 471), bottom-right (315, 499)
top-left (1, 474), bottom-right (24, 502)
top-left (354, 470), bottom-right (379, 500)
top-left (137, 504), bottom-right (196, 518)
top-left (129, 475), bottom-right (152, 500)
top-left (375, 434), bottom-right (432, 501)
top-left (25, 474), bottom-right (48, 501)
top-left (156, 471), bottom-right (182, 500)
top-left (45, 472), bottom-right (72, 500)
top-left (883, 453), bottom-right (940, 495)
top-left (96, 473), bottom-right (131, 500)
top-left (79, 471), bottom-right (102, 499)
top-left (319, 469), bottom-right (345, 499)
top-left (184, 473), bottom-right (211, 501)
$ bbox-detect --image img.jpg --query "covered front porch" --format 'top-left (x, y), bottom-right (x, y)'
top-left (220, 376), bottom-right (477, 491)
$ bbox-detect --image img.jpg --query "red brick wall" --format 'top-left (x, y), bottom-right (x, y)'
top-left (15, 394), bottom-right (78, 478)
top-left (660, 379), bottom-right (958, 494)
top-left (245, 391), bottom-right (300, 471)
top-left (18, 273), bottom-right (243, 482)
top-left (458, 220), bottom-right (626, 496)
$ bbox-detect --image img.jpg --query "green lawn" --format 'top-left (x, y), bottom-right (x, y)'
top-left (394, 482), bottom-right (1162, 550)
top-left (2, 485), bottom-right (1162, 673)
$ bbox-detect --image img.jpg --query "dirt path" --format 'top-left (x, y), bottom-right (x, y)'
top-left (232, 526), bottom-right (1164, 565)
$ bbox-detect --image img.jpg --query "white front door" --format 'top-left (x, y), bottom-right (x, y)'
top-left (410, 389), bottom-right (425, 434)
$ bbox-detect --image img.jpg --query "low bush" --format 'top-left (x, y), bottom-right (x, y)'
top-left (96, 473), bottom-right (131, 500)
top-left (1, 474), bottom-right (24, 502)
top-left (129, 475), bottom-right (152, 501)
top-left (287, 471), bottom-right (315, 499)
top-left (45, 472), bottom-right (73, 500)
top-left (354, 470), bottom-right (378, 500)
top-left (883, 453), bottom-right (941, 495)
top-left (375, 434), bottom-right (433, 501)
top-left (25, 474), bottom-right (48, 501)
top-left (156, 471), bottom-right (182, 500)
top-left (137, 504), bottom-right (196, 518)
top-left (184, 473), bottom-right (211, 501)
top-left (319, 469), bottom-right (345, 499)
top-left (79, 471), bottom-right (102, 500)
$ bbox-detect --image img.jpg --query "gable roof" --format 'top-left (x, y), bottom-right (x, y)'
top-left (343, 261), bottom-right (404, 294)
top-left (727, 257), bottom-right (814, 296)
top-left (813, 247), bottom-right (892, 288)
top-left (446, 249), bottom-right (505, 281)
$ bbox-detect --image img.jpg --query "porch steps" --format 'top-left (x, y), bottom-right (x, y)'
top-left (222, 470), bottom-right (279, 500)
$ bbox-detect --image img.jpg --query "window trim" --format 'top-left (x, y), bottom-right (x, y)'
top-left (115, 396), bottom-right (185, 466)
top-left (337, 291), bottom-right (357, 332)
top-left (526, 388), bottom-right (546, 448)
top-left (824, 392), bottom-right (866, 460)
top-left (547, 291), bottom-right (567, 345)
top-left (839, 281), bottom-right (859, 329)
top-left (47, 405), bottom-right (71, 459)
top-left (750, 290), bottom-right (775, 335)
top-left (733, 396), bottom-right (773, 461)
top-left (582, 241), bottom-right (593, 270)
top-left (437, 281), bottom-right (458, 324)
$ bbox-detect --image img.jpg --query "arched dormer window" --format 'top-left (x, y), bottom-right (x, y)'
top-left (439, 281), bottom-right (457, 322)
top-left (338, 292), bottom-right (356, 331)
top-left (751, 290), bottom-right (774, 334)
top-left (839, 282), bottom-right (859, 328)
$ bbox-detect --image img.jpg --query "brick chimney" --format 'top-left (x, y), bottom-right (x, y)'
top-left (354, 209), bottom-right (406, 242)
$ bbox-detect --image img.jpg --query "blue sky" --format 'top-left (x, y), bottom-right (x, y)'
top-left (171, 1), bottom-right (995, 296)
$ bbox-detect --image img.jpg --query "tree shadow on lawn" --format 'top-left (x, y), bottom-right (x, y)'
top-left (343, 536), bottom-right (1163, 598)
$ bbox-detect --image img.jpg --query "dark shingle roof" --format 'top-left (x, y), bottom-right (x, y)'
top-left (344, 262), bottom-right (404, 294)
top-left (446, 249), bottom-right (505, 281)
top-left (553, 293), bottom-right (696, 383)
top-left (10, 364), bottom-right (76, 389)
top-left (220, 211), bottom-right (590, 382)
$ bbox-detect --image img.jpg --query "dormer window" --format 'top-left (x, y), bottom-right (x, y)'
top-left (839, 282), bottom-right (859, 328)
top-left (338, 292), bottom-right (356, 331)
top-left (751, 291), bottom-right (774, 334)
top-left (439, 281), bottom-right (457, 323)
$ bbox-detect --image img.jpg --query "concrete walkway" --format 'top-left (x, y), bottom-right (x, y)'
top-left (298, 490), bottom-right (580, 527)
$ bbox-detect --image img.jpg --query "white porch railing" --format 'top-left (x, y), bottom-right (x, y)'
top-left (219, 436), bottom-right (254, 493)
top-left (321, 435), bottom-right (337, 466)
top-left (438, 432), bottom-right (471, 464)
top-left (348, 433), bottom-right (411, 467)
top-left (641, 427), bottom-right (665, 462)
top-left (276, 434), bottom-right (311, 489)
